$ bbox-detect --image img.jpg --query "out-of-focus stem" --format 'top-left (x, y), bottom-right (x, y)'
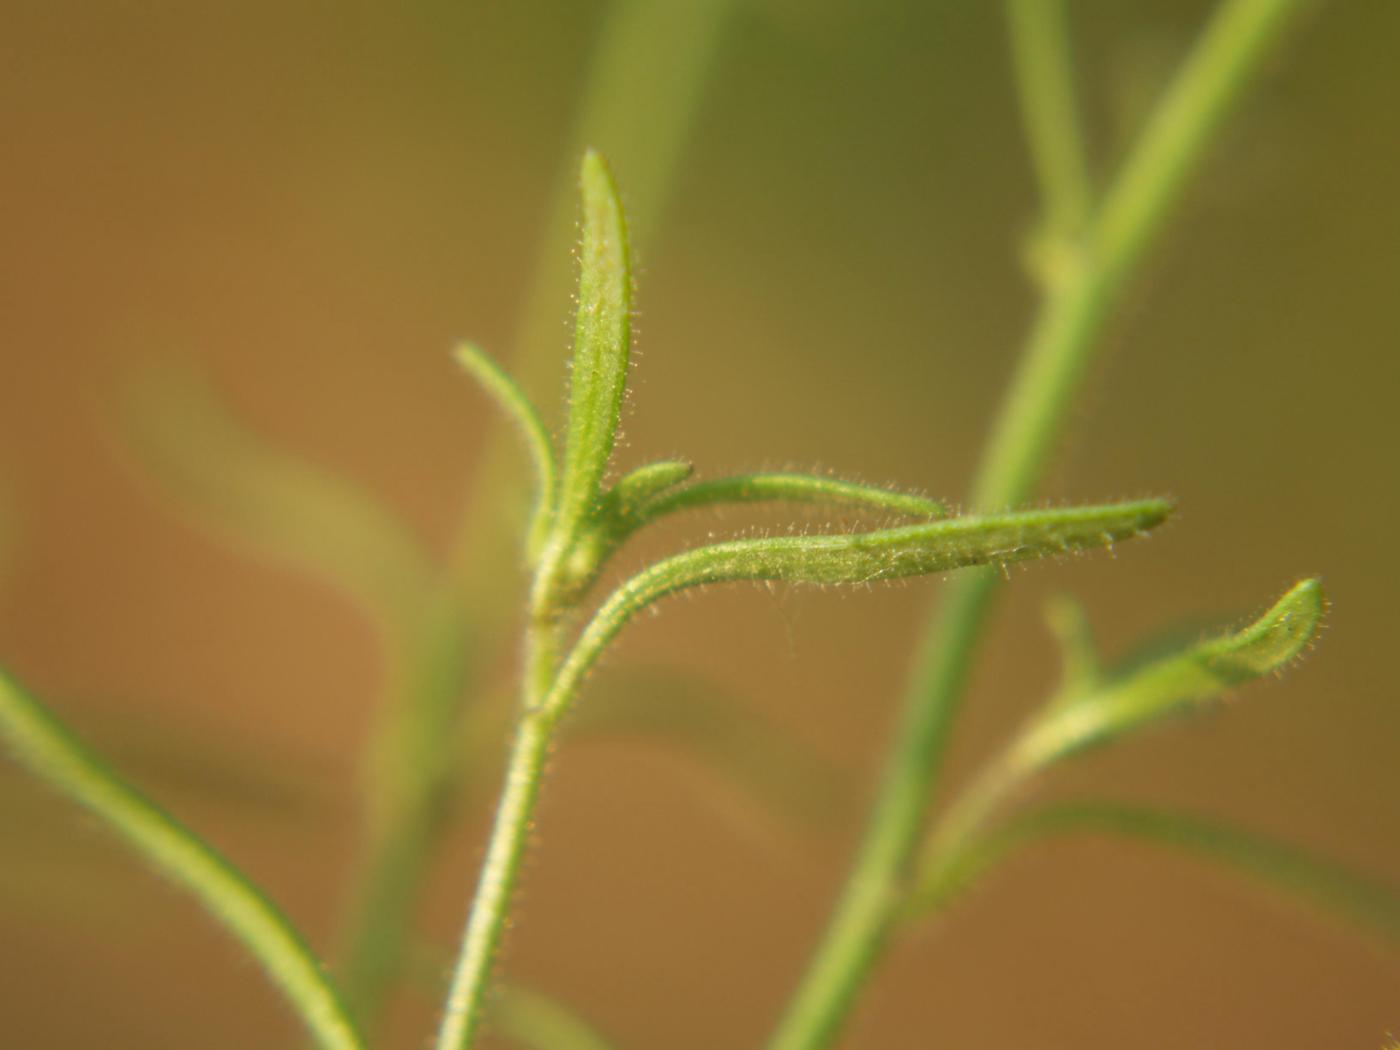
top-left (766, 3), bottom-right (1307, 1047)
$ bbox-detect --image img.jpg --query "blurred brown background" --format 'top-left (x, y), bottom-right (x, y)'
top-left (1, 1), bottom-right (1397, 1047)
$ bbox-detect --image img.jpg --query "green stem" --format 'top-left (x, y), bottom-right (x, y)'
top-left (1005, 0), bottom-right (1091, 245)
top-left (0, 668), bottom-right (364, 1050)
top-left (335, 5), bottom-right (734, 1024)
top-left (435, 622), bottom-right (560, 1050)
top-left (337, 588), bottom-right (470, 1028)
top-left (765, 2), bottom-right (1306, 1047)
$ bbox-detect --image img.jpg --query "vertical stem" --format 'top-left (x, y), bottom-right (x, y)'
top-left (435, 622), bottom-right (559, 1050)
top-left (766, 2), bottom-right (1306, 1047)
top-left (336, 4), bottom-right (734, 1023)
top-left (1005, 0), bottom-right (1092, 243)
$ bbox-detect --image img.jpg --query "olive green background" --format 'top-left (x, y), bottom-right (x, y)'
top-left (0, 2), bottom-right (1397, 1047)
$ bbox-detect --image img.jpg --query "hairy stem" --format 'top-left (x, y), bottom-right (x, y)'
top-left (766, 2), bottom-right (1306, 1047)
top-left (337, 5), bottom-right (733, 1024)
top-left (435, 622), bottom-right (559, 1050)
top-left (0, 669), bottom-right (364, 1050)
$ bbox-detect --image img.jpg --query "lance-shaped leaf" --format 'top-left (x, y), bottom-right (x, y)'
top-left (635, 471), bottom-right (946, 523)
top-left (913, 579), bottom-right (1327, 911)
top-left (918, 801), bottom-right (1400, 944)
top-left (554, 149), bottom-right (632, 548)
top-left (0, 666), bottom-right (364, 1050)
top-left (538, 499), bottom-right (1171, 723)
top-left (554, 466), bottom-right (945, 609)
top-left (122, 365), bottom-right (435, 632)
top-left (1014, 579), bottom-right (1324, 769)
top-left (454, 343), bottom-right (558, 557)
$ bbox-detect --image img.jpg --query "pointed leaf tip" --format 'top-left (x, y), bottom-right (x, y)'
top-left (1017, 577), bottom-right (1327, 768)
top-left (554, 150), bottom-right (633, 549)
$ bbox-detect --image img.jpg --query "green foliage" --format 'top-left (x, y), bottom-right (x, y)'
top-left (122, 364), bottom-right (435, 632)
top-left (542, 501), bottom-right (1170, 725)
top-left (0, 668), bottom-right (364, 1050)
top-left (912, 579), bottom-right (1330, 914)
top-left (1, 2), bottom-right (1391, 1048)
top-left (552, 150), bottom-right (633, 561)
top-left (1017, 578), bottom-right (1325, 767)
top-left (454, 343), bottom-right (558, 558)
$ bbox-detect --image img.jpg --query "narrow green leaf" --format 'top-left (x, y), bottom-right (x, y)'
top-left (931, 801), bottom-right (1400, 944)
top-left (1015, 579), bottom-right (1325, 768)
top-left (540, 499), bottom-right (1170, 723)
top-left (0, 666), bottom-right (364, 1050)
top-left (602, 459), bottom-right (695, 521)
top-left (492, 985), bottom-right (619, 1050)
top-left (552, 466), bottom-right (942, 611)
top-left (1043, 593), bottom-right (1101, 697)
top-left (636, 471), bottom-right (946, 523)
top-left (122, 366), bottom-right (435, 631)
top-left (454, 342), bottom-right (558, 556)
top-left (555, 149), bottom-right (632, 548)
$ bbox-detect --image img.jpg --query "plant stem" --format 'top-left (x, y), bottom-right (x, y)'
top-left (336, 5), bottom-right (734, 1023)
top-left (435, 621), bottom-right (559, 1050)
top-left (1005, 0), bottom-right (1091, 246)
top-left (0, 669), bottom-right (364, 1050)
top-left (765, 2), bottom-right (1306, 1047)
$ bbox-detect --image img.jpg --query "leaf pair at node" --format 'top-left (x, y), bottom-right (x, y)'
top-left (458, 150), bottom-right (1172, 669)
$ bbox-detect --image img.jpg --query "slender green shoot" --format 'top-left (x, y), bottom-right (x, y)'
top-left (1043, 593), bottom-right (1101, 696)
top-left (924, 801), bottom-right (1400, 944)
top-left (454, 342), bottom-right (559, 558)
top-left (436, 153), bottom-right (1173, 1050)
top-left (913, 579), bottom-right (1325, 909)
top-left (541, 500), bottom-right (1170, 726)
top-left (1005, 0), bottom-right (1092, 268)
top-left (767, 3), bottom-right (1309, 1047)
top-left (0, 667), bottom-right (363, 1050)
top-left (1017, 579), bottom-right (1324, 766)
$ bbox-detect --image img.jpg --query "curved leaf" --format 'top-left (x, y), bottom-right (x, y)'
top-left (454, 343), bottom-right (557, 556)
top-left (1016, 579), bottom-right (1325, 767)
top-left (923, 801), bottom-right (1400, 945)
top-left (541, 499), bottom-right (1171, 723)
top-left (0, 666), bottom-right (363, 1049)
top-left (122, 365), bottom-right (435, 631)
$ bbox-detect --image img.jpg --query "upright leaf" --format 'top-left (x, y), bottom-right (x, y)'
top-left (454, 343), bottom-right (558, 557)
top-left (555, 150), bottom-right (632, 548)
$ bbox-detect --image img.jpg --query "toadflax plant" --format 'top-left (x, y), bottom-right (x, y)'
top-left (1, 1), bottom-right (1397, 1048)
